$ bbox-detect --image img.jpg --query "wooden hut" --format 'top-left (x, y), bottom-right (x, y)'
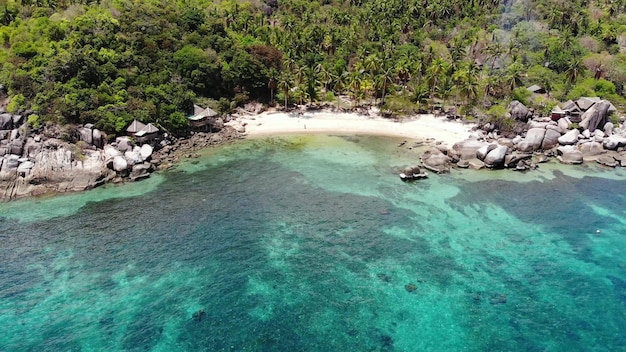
top-left (126, 120), bottom-right (147, 137)
top-left (134, 123), bottom-right (160, 143)
top-left (187, 105), bottom-right (218, 130)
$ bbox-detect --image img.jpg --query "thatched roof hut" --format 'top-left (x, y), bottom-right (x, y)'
top-left (187, 105), bottom-right (218, 128)
top-left (126, 120), bottom-right (147, 136)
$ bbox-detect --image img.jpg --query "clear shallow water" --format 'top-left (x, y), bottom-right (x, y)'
top-left (0, 135), bottom-right (625, 352)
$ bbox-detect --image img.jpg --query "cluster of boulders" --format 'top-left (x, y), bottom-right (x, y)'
top-left (420, 99), bottom-right (626, 172)
top-left (104, 137), bottom-right (155, 181)
top-left (0, 111), bottom-right (161, 199)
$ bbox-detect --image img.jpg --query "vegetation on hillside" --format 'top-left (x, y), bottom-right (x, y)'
top-left (2, 0), bottom-right (626, 136)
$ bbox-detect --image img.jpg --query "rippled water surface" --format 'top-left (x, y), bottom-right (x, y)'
top-left (1, 135), bottom-right (625, 351)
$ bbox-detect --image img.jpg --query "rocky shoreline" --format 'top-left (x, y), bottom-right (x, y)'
top-left (2, 98), bottom-right (625, 201)
top-left (419, 99), bottom-right (626, 173)
top-left (0, 111), bottom-right (244, 201)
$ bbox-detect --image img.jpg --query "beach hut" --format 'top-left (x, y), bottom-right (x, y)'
top-left (134, 123), bottom-right (160, 143)
top-left (126, 120), bottom-right (147, 137)
top-left (187, 105), bottom-right (218, 130)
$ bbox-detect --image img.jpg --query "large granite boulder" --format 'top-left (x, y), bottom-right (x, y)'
top-left (113, 155), bottom-right (128, 172)
top-left (0, 113), bottom-right (13, 130)
top-left (523, 128), bottom-right (546, 151)
top-left (124, 148), bottom-right (143, 166)
top-left (484, 145), bottom-right (509, 168)
top-left (509, 100), bottom-right (532, 122)
top-left (78, 127), bottom-right (93, 145)
top-left (542, 128), bottom-right (562, 149)
top-left (421, 148), bottom-right (451, 173)
top-left (578, 141), bottom-right (604, 157)
top-left (130, 162), bottom-right (152, 180)
top-left (140, 144), bottom-right (153, 161)
top-left (116, 136), bottom-right (133, 152)
top-left (596, 154), bottom-right (618, 167)
top-left (104, 145), bottom-right (121, 159)
top-left (557, 146), bottom-right (584, 164)
top-left (580, 100), bottom-right (611, 132)
top-left (604, 135), bottom-right (626, 150)
top-left (16, 160), bottom-right (34, 174)
top-left (92, 129), bottom-right (104, 148)
top-left (558, 129), bottom-right (580, 145)
top-left (557, 117), bottom-right (571, 132)
top-left (476, 144), bottom-right (497, 161)
top-left (452, 139), bottom-right (489, 160)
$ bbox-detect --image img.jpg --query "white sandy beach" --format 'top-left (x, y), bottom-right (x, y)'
top-left (239, 110), bottom-right (475, 145)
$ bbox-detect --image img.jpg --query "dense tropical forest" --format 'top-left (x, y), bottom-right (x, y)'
top-left (1, 0), bottom-right (626, 136)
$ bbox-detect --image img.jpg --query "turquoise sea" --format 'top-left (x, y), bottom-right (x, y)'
top-left (1, 134), bottom-right (625, 352)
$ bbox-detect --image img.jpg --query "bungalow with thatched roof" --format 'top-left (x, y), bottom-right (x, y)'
top-left (126, 119), bottom-right (147, 136)
top-left (187, 105), bottom-right (218, 130)
top-left (134, 123), bottom-right (160, 143)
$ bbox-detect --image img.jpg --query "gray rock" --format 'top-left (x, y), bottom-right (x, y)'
top-left (17, 161), bottom-right (34, 173)
top-left (509, 100), bottom-right (532, 122)
top-left (130, 162), bottom-right (152, 180)
top-left (78, 127), bottom-right (93, 145)
top-left (580, 100), bottom-right (611, 132)
top-left (557, 118), bottom-right (570, 132)
top-left (452, 139), bottom-right (489, 160)
top-left (104, 145), bottom-right (121, 159)
top-left (421, 148), bottom-right (451, 173)
top-left (578, 141), bottom-right (604, 156)
top-left (92, 129), bottom-right (104, 148)
top-left (557, 147), bottom-right (584, 164)
top-left (112, 155), bottom-right (128, 172)
top-left (542, 129), bottom-right (561, 150)
top-left (604, 135), bottom-right (626, 150)
top-left (116, 137), bottom-right (133, 152)
top-left (476, 144), bottom-right (497, 161)
top-left (468, 158), bottom-right (485, 170)
top-left (124, 150), bottom-right (143, 166)
top-left (4, 154), bottom-right (19, 170)
top-left (528, 121), bottom-right (549, 129)
top-left (0, 113), bottom-right (12, 130)
top-left (504, 153), bottom-right (532, 168)
top-left (139, 144), bottom-right (153, 161)
top-left (524, 128), bottom-right (546, 151)
top-left (546, 124), bottom-right (563, 134)
top-left (457, 159), bottom-right (470, 168)
top-left (558, 129), bottom-right (580, 145)
top-left (10, 140), bottom-right (23, 155)
top-left (484, 145), bottom-right (508, 168)
top-left (604, 122), bottom-right (614, 136)
top-left (596, 155), bottom-right (618, 167)
top-left (12, 114), bottom-right (23, 126)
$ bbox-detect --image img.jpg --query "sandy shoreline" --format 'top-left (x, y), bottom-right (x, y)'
top-left (238, 110), bottom-right (476, 145)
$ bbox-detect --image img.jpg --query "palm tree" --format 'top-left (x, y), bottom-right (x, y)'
top-left (334, 70), bottom-right (348, 110)
top-left (376, 67), bottom-right (395, 106)
top-left (316, 63), bottom-right (334, 93)
top-left (347, 70), bottom-right (363, 109)
top-left (426, 58), bottom-right (448, 104)
top-left (277, 72), bottom-right (292, 109)
top-left (505, 60), bottom-right (524, 93)
top-left (267, 67), bottom-right (278, 104)
top-left (565, 58), bottom-right (586, 85)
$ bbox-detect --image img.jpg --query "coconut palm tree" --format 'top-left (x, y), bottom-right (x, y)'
top-left (277, 72), bottom-right (292, 109)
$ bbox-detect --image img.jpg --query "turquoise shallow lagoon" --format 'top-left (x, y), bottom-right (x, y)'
top-left (1, 134), bottom-right (625, 351)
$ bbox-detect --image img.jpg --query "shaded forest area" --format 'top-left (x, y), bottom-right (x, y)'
top-left (2, 0), bottom-right (626, 136)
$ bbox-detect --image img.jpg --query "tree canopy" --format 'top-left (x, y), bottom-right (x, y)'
top-left (1, 0), bottom-right (626, 135)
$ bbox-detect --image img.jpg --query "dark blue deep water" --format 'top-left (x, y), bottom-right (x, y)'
top-left (0, 135), bottom-right (625, 351)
